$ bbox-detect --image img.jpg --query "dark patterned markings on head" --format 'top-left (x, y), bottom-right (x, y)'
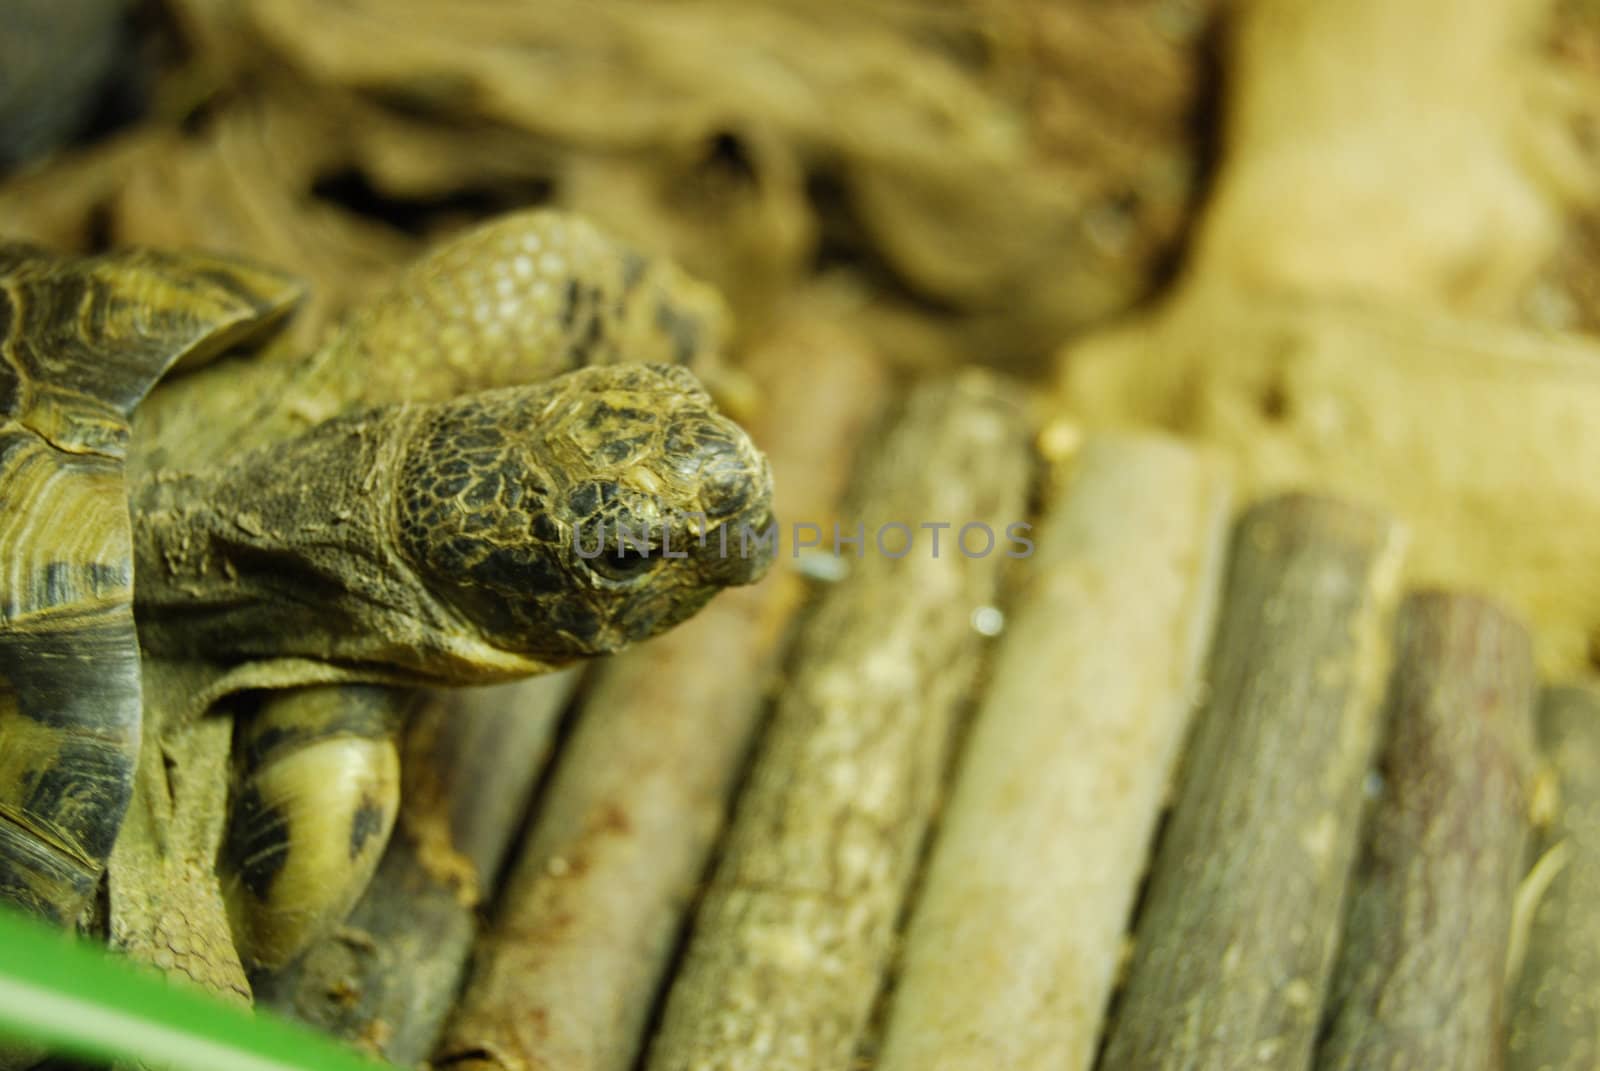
top-left (546, 597), bottom-right (602, 640)
top-left (567, 481), bottom-right (600, 518)
top-left (474, 546), bottom-right (568, 596)
top-left (394, 364), bottom-right (774, 660)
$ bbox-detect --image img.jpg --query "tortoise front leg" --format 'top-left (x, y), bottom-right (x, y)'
top-left (220, 683), bottom-right (408, 972)
top-left (121, 363), bottom-right (774, 994)
top-left (104, 676), bottom-right (410, 997)
top-left (106, 666), bottom-right (251, 1004)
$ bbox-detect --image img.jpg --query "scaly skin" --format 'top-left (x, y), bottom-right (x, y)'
top-left (103, 212), bottom-right (769, 990)
top-left (132, 365), bottom-right (774, 679)
top-left (131, 209), bottom-right (731, 479)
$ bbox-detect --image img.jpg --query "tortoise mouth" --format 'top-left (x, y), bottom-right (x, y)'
top-left (564, 500), bottom-right (776, 652)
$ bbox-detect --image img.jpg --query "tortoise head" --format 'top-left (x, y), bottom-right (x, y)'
top-left (394, 363), bottom-right (774, 662)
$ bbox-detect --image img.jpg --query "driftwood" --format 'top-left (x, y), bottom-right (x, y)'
top-left (1098, 494), bottom-right (1406, 1071)
top-left (1507, 682), bottom-right (1600, 1071)
top-left (872, 433), bottom-right (1231, 1071)
top-left (1055, 0), bottom-right (1600, 676)
top-left (433, 303), bottom-right (889, 1071)
top-left (642, 372), bottom-right (1033, 1071)
top-left (1315, 592), bottom-right (1536, 1071)
top-left (1193, 0), bottom-right (1584, 308)
top-left (251, 671), bottom-right (578, 1065)
top-left (0, 0), bottom-right (1203, 374)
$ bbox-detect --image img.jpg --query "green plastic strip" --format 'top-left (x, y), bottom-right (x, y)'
top-left (0, 906), bottom-right (384, 1071)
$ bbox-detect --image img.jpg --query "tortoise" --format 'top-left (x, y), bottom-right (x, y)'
top-left (0, 211), bottom-right (776, 994)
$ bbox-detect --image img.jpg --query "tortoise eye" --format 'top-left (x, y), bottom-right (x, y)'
top-left (587, 541), bottom-right (659, 582)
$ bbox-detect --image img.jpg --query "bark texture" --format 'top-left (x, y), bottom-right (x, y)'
top-left (1507, 683), bottom-right (1600, 1071)
top-left (644, 371), bottom-right (1033, 1071)
top-left (873, 433), bottom-right (1232, 1071)
top-left (1098, 494), bottom-right (1406, 1071)
top-left (434, 304), bottom-right (889, 1071)
top-left (1316, 592), bottom-right (1536, 1071)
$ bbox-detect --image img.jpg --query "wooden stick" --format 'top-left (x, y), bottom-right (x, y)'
top-left (641, 372), bottom-right (1033, 1071)
top-left (433, 303), bottom-right (890, 1071)
top-left (1507, 682), bottom-right (1600, 1071)
top-left (871, 433), bottom-right (1231, 1071)
top-left (251, 671), bottom-right (578, 1066)
top-left (1315, 592), bottom-right (1536, 1071)
top-left (1098, 494), bottom-right (1406, 1071)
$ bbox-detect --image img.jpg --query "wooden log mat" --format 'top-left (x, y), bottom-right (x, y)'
top-left (1098, 494), bottom-right (1407, 1071)
top-left (642, 372), bottom-right (1034, 1071)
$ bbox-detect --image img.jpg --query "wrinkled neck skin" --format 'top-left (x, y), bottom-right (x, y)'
top-left (130, 405), bottom-right (553, 685)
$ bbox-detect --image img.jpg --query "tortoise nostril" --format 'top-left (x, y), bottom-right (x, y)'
top-left (706, 506), bottom-right (776, 585)
top-left (698, 447), bottom-right (765, 519)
